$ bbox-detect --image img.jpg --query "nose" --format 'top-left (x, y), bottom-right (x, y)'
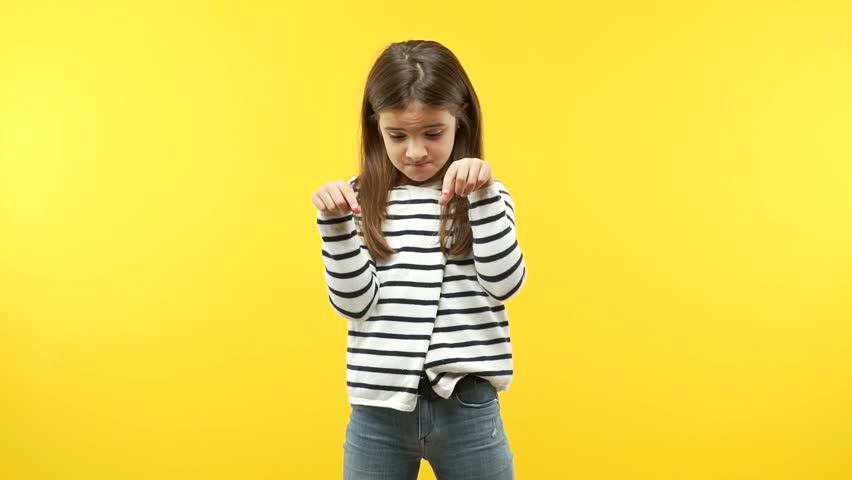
top-left (405, 139), bottom-right (427, 162)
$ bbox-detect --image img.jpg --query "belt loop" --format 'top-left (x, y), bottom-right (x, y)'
top-left (418, 374), bottom-right (431, 396)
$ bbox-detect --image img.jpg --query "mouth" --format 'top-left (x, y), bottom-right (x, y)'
top-left (409, 162), bottom-right (430, 166)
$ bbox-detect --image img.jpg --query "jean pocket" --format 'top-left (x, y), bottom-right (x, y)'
top-left (453, 377), bottom-right (499, 408)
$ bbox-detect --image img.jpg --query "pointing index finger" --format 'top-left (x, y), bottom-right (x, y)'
top-left (439, 165), bottom-right (457, 205)
top-left (342, 184), bottom-right (361, 213)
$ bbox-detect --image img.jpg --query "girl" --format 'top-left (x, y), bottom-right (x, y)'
top-left (312, 40), bottom-right (526, 480)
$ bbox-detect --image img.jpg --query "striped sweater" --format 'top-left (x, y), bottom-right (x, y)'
top-left (316, 175), bottom-right (527, 412)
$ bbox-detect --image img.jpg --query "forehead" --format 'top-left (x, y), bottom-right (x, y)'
top-left (378, 101), bottom-right (453, 129)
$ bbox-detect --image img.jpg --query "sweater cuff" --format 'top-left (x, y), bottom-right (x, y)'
top-left (466, 181), bottom-right (501, 204)
top-left (317, 208), bottom-right (353, 220)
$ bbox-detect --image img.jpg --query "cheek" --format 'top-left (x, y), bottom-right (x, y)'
top-left (438, 137), bottom-right (455, 156)
top-left (386, 143), bottom-right (405, 158)
top-left (384, 145), bottom-right (406, 165)
top-left (380, 139), bottom-right (396, 154)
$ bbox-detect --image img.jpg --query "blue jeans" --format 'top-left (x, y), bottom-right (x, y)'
top-left (343, 375), bottom-right (515, 479)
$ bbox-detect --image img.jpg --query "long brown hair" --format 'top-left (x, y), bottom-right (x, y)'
top-left (354, 40), bottom-right (484, 261)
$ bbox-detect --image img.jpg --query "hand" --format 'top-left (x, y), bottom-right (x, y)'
top-left (312, 179), bottom-right (361, 214)
top-left (438, 157), bottom-right (494, 206)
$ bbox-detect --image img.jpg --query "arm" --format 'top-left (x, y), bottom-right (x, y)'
top-left (315, 177), bottom-right (380, 321)
top-left (465, 179), bottom-right (527, 301)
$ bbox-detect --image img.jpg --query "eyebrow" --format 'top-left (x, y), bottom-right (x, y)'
top-left (383, 123), bottom-right (447, 131)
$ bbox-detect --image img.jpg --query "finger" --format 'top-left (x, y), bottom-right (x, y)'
top-left (318, 190), bottom-right (338, 211)
top-left (341, 184), bottom-right (361, 214)
top-left (311, 191), bottom-right (324, 210)
top-left (440, 163), bottom-right (458, 205)
top-left (455, 161), bottom-right (470, 196)
top-left (478, 161), bottom-right (493, 189)
top-left (328, 187), bottom-right (352, 213)
top-left (322, 190), bottom-right (347, 212)
top-left (467, 160), bottom-right (483, 194)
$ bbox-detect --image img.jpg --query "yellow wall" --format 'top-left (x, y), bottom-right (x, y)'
top-left (2, 1), bottom-right (851, 478)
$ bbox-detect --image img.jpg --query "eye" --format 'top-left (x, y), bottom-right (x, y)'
top-left (388, 132), bottom-right (443, 141)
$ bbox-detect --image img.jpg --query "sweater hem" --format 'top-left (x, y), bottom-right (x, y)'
top-left (348, 396), bottom-right (417, 413)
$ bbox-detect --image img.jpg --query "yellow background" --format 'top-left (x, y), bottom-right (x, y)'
top-left (2, 1), bottom-right (851, 478)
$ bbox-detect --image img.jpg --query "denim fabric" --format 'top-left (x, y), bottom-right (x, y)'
top-left (343, 375), bottom-right (515, 479)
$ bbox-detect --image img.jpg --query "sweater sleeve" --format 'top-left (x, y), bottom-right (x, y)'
top-left (465, 178), bottom-right (527, 301)
top-left (316, 176), bottom-right (380, 321)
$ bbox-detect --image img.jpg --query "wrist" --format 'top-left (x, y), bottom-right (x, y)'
top-left (467, 179), bottom-right (499, 203)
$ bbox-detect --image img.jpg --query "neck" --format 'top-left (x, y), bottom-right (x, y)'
top-left (401, 177), bottom-right (440, 188)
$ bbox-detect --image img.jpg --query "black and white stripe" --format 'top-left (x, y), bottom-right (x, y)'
top-left (316, 175), bottom-right (527, 412)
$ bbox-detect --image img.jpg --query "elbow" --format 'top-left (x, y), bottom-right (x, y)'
top-left (478, 262), bottom-right (527, 302)
top-left (327, 282), bottom-right (380, 321)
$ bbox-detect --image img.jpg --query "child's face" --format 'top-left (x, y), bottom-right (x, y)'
top-left (377, 100), bottom-right (457, 186)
